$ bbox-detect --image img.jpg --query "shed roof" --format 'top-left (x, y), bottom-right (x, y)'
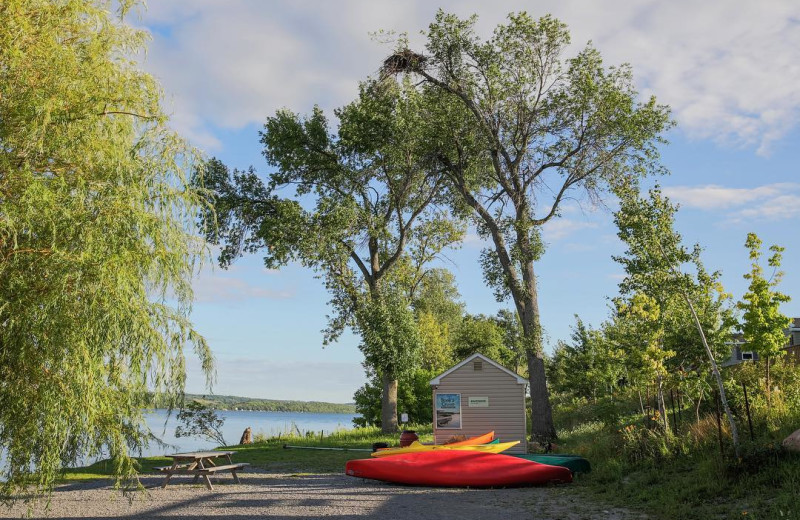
top-left (429, 353), bottom-right (528, 385)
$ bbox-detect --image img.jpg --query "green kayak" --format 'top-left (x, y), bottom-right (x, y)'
top-left (510, 454), bottom-right (591, 474)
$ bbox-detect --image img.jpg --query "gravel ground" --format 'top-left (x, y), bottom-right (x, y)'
top-left (0, 472), bottom-right (647, 519)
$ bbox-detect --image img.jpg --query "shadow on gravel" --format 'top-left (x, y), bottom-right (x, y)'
top-left (2, 473), bottom-right (613, 520)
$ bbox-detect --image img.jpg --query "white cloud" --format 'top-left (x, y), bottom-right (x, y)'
top-left (662, 182), bottom-right (800, 222)
top-left (663, 183), bottom-right (800, 209)
top-left (136, 0), bottom-right (800, 155)
top-left (542, 218), bottom-right (599, 241)
top-left (739, 194), bottom-right (800, 220)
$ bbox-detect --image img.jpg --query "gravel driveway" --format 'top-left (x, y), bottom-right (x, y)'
top-left (0, 472), bottom-right (646, 519)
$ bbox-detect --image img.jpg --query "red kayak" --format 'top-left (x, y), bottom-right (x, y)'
top-left (345, 450), bottom-right (572, 487)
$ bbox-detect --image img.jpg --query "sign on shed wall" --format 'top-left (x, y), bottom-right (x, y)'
top-left (468, 396), bottom-right (489, 407)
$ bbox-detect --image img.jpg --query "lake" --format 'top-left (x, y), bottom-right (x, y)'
top-left (136, 409), bottom-right (358, 458)
top-left (0, 410), bottom-right (359, 469)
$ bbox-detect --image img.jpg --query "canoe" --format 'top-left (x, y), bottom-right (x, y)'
top-left (347, 450), bottom-right (573, 487)
top-left (370, 440), bottom-right (519, 458)
top-left (509, 454), bottom-right (591, 474)
top-left (443, 431), bottom-right (495, 446)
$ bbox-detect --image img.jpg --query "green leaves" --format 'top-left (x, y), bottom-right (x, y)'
top-left (0, 0), bottom-right (212, 496)
top-left (738, 233), bottom-right (791, 360)
top-left (354, 288), bottom-right (422, 381)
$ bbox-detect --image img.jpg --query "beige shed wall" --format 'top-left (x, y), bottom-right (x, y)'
top-left (432, 360), bottom-right (527, 453)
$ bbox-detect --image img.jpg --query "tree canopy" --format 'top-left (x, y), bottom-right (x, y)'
top-left (0, 0), bottom-right (212, 495)
top-left (199, 78), bottom-right (465, 432)
top-left (385, 10), bottom-right (672, 440)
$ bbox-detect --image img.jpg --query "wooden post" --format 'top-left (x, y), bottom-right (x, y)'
top-left (742, 382), bottom-right (754, 441)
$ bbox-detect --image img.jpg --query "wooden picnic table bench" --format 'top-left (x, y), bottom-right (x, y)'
top-left (157, 451), bottom-right (249, 490)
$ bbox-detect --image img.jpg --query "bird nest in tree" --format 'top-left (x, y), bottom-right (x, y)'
top-left (382, 49), bottom-right (426, 75)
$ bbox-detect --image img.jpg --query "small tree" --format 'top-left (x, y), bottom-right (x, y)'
top-left (175, 401), bottom-right (227, 447)
top-left (613, 185), bottom-right (740, 455)
top-left (738, 233), bottom-right (791, 408)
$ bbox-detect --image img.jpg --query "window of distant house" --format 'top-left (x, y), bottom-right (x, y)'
top-left (741, 351), bottom-right (754, 361)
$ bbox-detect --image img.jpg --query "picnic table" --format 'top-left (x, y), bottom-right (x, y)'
top-left (156, 451), bottom-right (250, 490)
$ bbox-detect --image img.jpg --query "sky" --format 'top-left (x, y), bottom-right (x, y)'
top-left (133, 0), bottom-right (799, 403)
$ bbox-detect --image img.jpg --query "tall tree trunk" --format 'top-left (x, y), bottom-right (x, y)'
top-left (520, 288), bottom-right (556, 441)
top-left (381, 374), bottom-right (399, 433)
top-left (518, 254), bottom-right (556, 442)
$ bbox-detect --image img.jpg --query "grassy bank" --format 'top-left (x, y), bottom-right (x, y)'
top-left (554, 400), bottom-right (800, 520)
top-left (62, 425), bottom-right (433, 481)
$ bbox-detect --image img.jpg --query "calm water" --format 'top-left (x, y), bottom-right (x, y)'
top-left (0, 410), bottom-right (358, 469)
top-left (137, 409), bottom-right (359, 458)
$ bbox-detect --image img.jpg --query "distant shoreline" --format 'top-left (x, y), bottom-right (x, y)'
top-left (159, 394), bottom-right (357, 414)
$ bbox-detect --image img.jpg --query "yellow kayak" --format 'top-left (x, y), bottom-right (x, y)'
top-left (371, 440), bottom-right (519, 458)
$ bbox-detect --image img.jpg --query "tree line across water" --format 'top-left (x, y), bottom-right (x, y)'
top-left (168, 394), bottom-right (356, 414)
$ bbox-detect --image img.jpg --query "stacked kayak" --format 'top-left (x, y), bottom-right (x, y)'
top-left (440, 431), bottom-right (495, 446)
top-left (510, 453), bottom-right (591, 474)
top-left (371, 440), bottom-right (519, 458)
top-left (346, 450), bottom-right (572, 487)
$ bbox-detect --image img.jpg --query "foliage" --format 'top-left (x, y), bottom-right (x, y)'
top-left (611, 185), bottom-right (737, 445)
top-left (554, 392), bottom-right (800, 520)
top-left (549, 316), bottom-right (624, 403)
top-left (353, 368), bottom-right (436, 427)
top-left (175, 401), bottom-right (227, 446)
top-left (738, 233), bottom-right (791, 360)
top-left (411, 268), bottom-right (463, 371)
top-left (198, 78), bottom-right (465, 432)
top-left (388, 10), bottom-right (672, 440)
top-left (738, 232), bottom-right (791, 406)
top-left (451, 314), bottom-right (505, 361)
top-left (0, 0), bottom-right (212, 496)
top-left (354, 288), bottom-right (422, 382)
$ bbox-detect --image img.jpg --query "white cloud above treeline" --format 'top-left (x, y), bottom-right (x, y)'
top-left (137, 0), bottom-right (800, 155)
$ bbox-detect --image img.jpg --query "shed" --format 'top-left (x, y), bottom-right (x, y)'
top-left (430, 353), bottom-right (527, 453)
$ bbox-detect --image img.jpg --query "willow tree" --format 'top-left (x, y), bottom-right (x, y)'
top-left (0, 0), bottom-right (212, 495)
top-left (199, 79), bottom-right (464, 432)
top-left (385, 11), bottom-right (672, 439)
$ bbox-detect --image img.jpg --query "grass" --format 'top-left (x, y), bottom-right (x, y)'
top-left (553, 400), bottom-right (800, 520)
top-left (60, 425), bottom-right (433, 481)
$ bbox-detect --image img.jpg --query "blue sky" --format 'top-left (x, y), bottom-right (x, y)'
top-left (134, 1), bottom-right (799, 402)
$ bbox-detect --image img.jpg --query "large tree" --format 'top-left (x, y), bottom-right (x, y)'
top-left (0, 0), bottom-right (212, 495)
top-left (385, 11), bottom-right (672, 439)
top-left (199, 80), bottom-right (464, 432)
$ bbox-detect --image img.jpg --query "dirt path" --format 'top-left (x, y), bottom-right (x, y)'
top-left (1, 472), bottom-right (646, 519)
